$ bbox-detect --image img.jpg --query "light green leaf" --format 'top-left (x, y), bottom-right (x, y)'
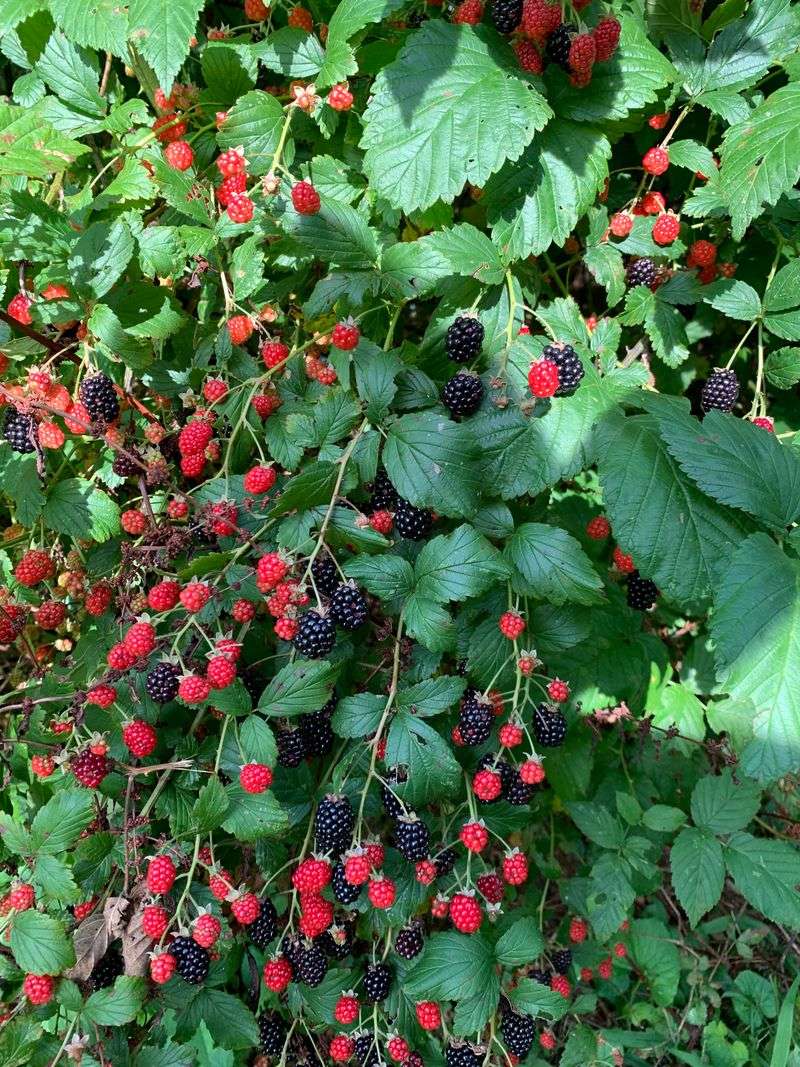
top-left (360, 21), bottom-right (551, 212)
top-left (128, 0), bottom-right (203, 95)
top-left (222, 782), bottom-right (288, 841)
top-left (704, 278), bottom-right (762, 321)
top-left (317, 0), bottom-right (406, 87)
top-left (49, 0), bottom-right (129, 57)
top-left (772, 975), bottom-right (800, 1067)
top-left (192, 778), bottom-right (230, 834)
top-left (238, 716), bottom-right (277, 766)
top-left (30, 789), bottom-right (94, 854)
top-left (422, 223), bottom-right (506, 286)
top-left (395, 676), bottom-right (466, 716)
top-left (719, 83), bottom-right (800, 239)
top-left (642, 805), bottom-right (687, 833)
top-left (10, 910), bottom-right (74, 974)
top-left (414, 524), bottom-right (509, 603)
top-left (284, 200), bottom-right (379, 270)
top-left (403, 593), bottom-right (456, 654)
top-left (270, 462), bottom-right (339, 517)
top-left (508, 978), bottom-right (569, 1020)
top-left (504, 523), bottom-right (603, 606)
top-left (84, 976), bottom-right (146, 1026)
top-left (711, 534), bottom-right (800, 780)
top-left (597, 412), bottom-right (750, 602)
top-left (258, 660), bottom-right (339, 718)
top-left (671, 827), bottom-right (725, 926)
top-left (765, 346), bottom-right (800, 389)
top-left (36, 30), bottom-right (105, 117)
top-left (216, 89), bottom-right (284, 175)
top-left (486, 120), bottom-right (610, 260)
top-left (697, 0), bottom-right (800, 92)
top-left (43, 479), bottom-right (120, 542)
top-left (251, 27), bottom-right (325, 78)
top-left (725, 831), bottom-right (800, 928)
top-left (343, 554), bottom-right (415, 600)
top-left (763, 260), bottom-right (800, 342)
top-left (383, 412), bottom-right (481, 518)
top-left (331, 693), bottom-right (385, 738)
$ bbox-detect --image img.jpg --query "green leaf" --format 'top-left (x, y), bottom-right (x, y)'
top-left (222, 782), bottom-right (288, 841)
top-left (765, 346), bottom-right (800, 389)
top-left (284, 200), bottom-right (379, 270)
top-left (10, 910), bottom-right (74, 974)
top-left (270, 462), bottom-right (339, 517)
top-left (331, 693), bottom-right (385, 738)
top-left (192, 778), bottom-right (230, 833)
top-left (168, 988), bottom-right (259, 1050)
top-left (49, 0), bottom-right (129, 58)
top-left (495, 918), bottom-right (544, 966)
top-left (547, 14), bottom-right (677, 122)
top-left (69, 219), bottom-right (134, 300)
top-left (656, 408), bottom-right (800, 530)
top-left (670, 827), bottom-right (725, 926)
top-left (451, 981), bottom-right (500, 1037)
top-left (84, 976), bottom-right (146, 1025)
top-left (585, 853), bottom-right (636, 939)
top-left (697, 0), bottom-right (800, 92)
top-left (360, 21), bottom-right (551, 212)
top-left (403, 593), bottom-right (456, 654)
top-left (642, 805), bottom-right (687, 832)
top-left (504, 522), bottom-right (604, 606)
top-left (597, 412), bottom-right (750, 602)
top-left (188, 1021), bottom-right (235, 1067)
top-left (127, 0), bottom-right (203, 95)
top-left (567, 802), bottom-right (624, 849)
top-left (0, 101), bottom-right (88, 177)
top-left (30, 854), bottom-right (78, 904)
top-left (421, 223), bottom-right (506, 286)
top-left (43, 479), bottom-right (120, 542)
top-left (386, 710), bottom-right (461, 804)
top-left (383, 412), bottom-right (480, 518)
top-left (711, 533), bottom-right (800, 780)
top-left (667, 138), bottom-right (718, 177)
top-left (403, 931), bottom-right (494, 1001)
top-left (691, 770), bottom-right (761, 835)
top-left (343, 554), bottom-right (415, 600)
top-left (252, 27), bottom-right (325, 78)
top-left (414, 524), bottom-right (509, 603)
top-left (216, 89), bottom-right (284, 175)
top-left (36, 30), bottom-right (105, 117)
top-left (703, 278), bottom-right (762, 321)
top-left (0, 0), bottom-right (47, 35)
top-left (725, 831), bottom-right (800, 928)
top-left (395, 676), bottom-right (466, 716)
top-left (201, 44), bottom-right (257, 107)
top-left (317, 0), bottom-right (406, 87)
top-left (763, 260), bottom-right (800, 342)
top-left (718, 83), bottom-right (800, 240)
top-left (259, 660), bottom-right (339, 718)
top-left (507, 978), bottom-right (569, 1020)
top-left (230, 234), bottom-right (265, 301)
top-left (0, 813), bottom-right (32, 855)
top-left (628, 919), bottom-right (680, 1007)
top-left (238, 716), bottom-right (277, 765)
top-left (772, 975), bottom-right (800, 1067)
top-left (30, 789), bottom-right (94, 854)
top-left (485, 120), bottom-right (610, 260)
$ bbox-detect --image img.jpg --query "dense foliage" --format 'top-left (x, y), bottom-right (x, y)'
top-left (0, 0), bottom-right (800, 1064)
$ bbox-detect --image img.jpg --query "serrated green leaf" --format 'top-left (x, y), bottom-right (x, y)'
top-left (128, 0), bottom-right (203, 95)
top-left (725, 831), bottom-right (800, 928)
top-left (270, 462), bottom-right (339, 517)
top-left (192, 777), bottom-right (229, 833)
top-left (284, 199), bottom-right (379, 270)
top-left (252, 27), bottom-right (325, 78)
top-left (697, 0), bottom-right (800, 92)
top-left (712, 533), bottom-right (800, 780)
top-left (36, 30), bottom-right (105, 117)
top-left (383, 411), bottom-right (480, 518)
top-left (10, 910), bottom-right (74, 974)
top-left (719, 83), bottom-right (800, 240)
top-left (360, 21), bottom-right (551, 213)
top-left (495, 918), bottom-right (544, 966)
top-left (343, 554), bottom-right (415, 600)
top-left (331, 693), bottom-right (385, 738)
top-left (30, 789), bottom-right (94, 853)
top-left (628, 918), bottom-right (681, 1006)
top-left (765, 346), bottom-right (800, 389)
top-left (504, 523), bottom-right (603, 606)
top-left (414, 524), bottom-right (509, 603)
top-left (222, 782), bottom-right (288, 840)
top-left (403, 593), bottom-right (456, 654)
top-left (258, 660), bottom-right (339, 718)
top-left (386, 709), bottom-right (460, 803)
top-left (691, 769), bottom-right (761, 834)
top-left (508, 978), bottom-right (569, 1020)
top-left (395, 675), bottom-right (466, 716)
top-left (403, 931), bottom-right (494, 1001)
top-left (216, 89), bottom-right (284, 175)
top-left (671, 827), bottom-right (725, 926)
top-left (85, 976), bottom-right (146, 1025)
top-left (704, 278), bottom-right (762, 321)
top-left (763, 260), bottom-right (800, 341)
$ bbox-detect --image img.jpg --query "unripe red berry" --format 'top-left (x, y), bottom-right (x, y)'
top-left (527, 359), bottom-right (559, 398)
top-left (147, 855), bottom-right (176, 895)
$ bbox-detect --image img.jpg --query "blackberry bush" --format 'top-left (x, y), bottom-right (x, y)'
top-left (0, 3), bottom-right (797, 1064)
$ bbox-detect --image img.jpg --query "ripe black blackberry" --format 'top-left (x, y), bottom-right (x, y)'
top-left (503, 770), bottom-right (535, 806)
top-left (434, 847), bottom-right (457, 877)
top-left (363, 962), bottom-right (391, 1002)
top-left (276, 725), bottom-right (306, 767)
top-left (248, 898), bottom-right (278, 948)
top-left (394, 814), bottom-right (430, 861)
top-left (79, 371), bottom-right (119, 422)
top-left (111, 448), bottom-right (141, 477)
top-left (442, 371), bottom-right (484, 417)
top-left (626, 257), bottom-right (656, 288)
top-left (530, 968), bottom-right (552, 986)
top-left (382, 780), bottom-right (406, 820)
top-left (293, 610), bottom-right (336, 659)
top-left (330, 583), bottom-right (368, 630)
top-left (445, 1042), bottom-right (481, 1067)
top-left (446, 315), bottom-right (484, 364)
top-left (543, 343), bottom-right (584, 397)
top-left (311, 556), bottom-right (340, 597)
top-left (491, 0), bottom-right (522, 32)
top-left (701, 368), bottom-right (739, 413)
top-left (283, 934), bottom-right (305, 969)
top-left (627, 572), bottom-right (658, 611)
top-left (88, 947), bottom-right (123, 990)
top-left (369, 469), bottom-right (399, 511)
top-left (332, 862), bottom-right (362, 904)
top-left (355, 1033), bottom-right (380, 1067)
top-left (2, 409), bottom-right (35, 454)
top-left (146, 662), bottom-right (180, 704)
top-left (552, 948), bottom-right (572, 975)
top-left (296, 943), bottom-right (327, 986)
top-left (459, 689), bottom-right (493, 746)
top-left (259, 1011), bottom-right (287, 1055)
top-left (171, 935), bottom-right (209, 984)
top-left (394, 921), bottom-right (424, 960)
top-left (300, 707), bottom-right (334, 757)
top-left (317, 922), bottom-right (354, 959)
top-left (315, 793), bottom-right (354, 853)
top-left (501, 1011), bottom-right (535, 1057)
top-left (533, 703), bottom-right (567, 747)
top-left (394, 499), bottom-right (433, 540)
top-left (546, 22), bottom-right (576, 68)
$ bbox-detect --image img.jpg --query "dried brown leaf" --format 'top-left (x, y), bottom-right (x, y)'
top-left (66, 895), bottom-right (129, 981)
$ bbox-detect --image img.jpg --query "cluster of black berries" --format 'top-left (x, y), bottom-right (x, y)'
top-left (626, 257), bottom-right (657, 289)
top-left (367, 468), bottom-right (433, 542)
top-left (294, 556), bottom-right (369, 659)
top-left (442, 315), bottom-right (486, 418)
top-left (276, 695), bottom-right (337, 767)
top-left (543, 342), bottom-right (585, 396)
top-left (170, 935), bottom-right (210, 984)
top-left (80, 371), bottom-right (119, 422)
top-left (3, 408), bottom-right (36, 454)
